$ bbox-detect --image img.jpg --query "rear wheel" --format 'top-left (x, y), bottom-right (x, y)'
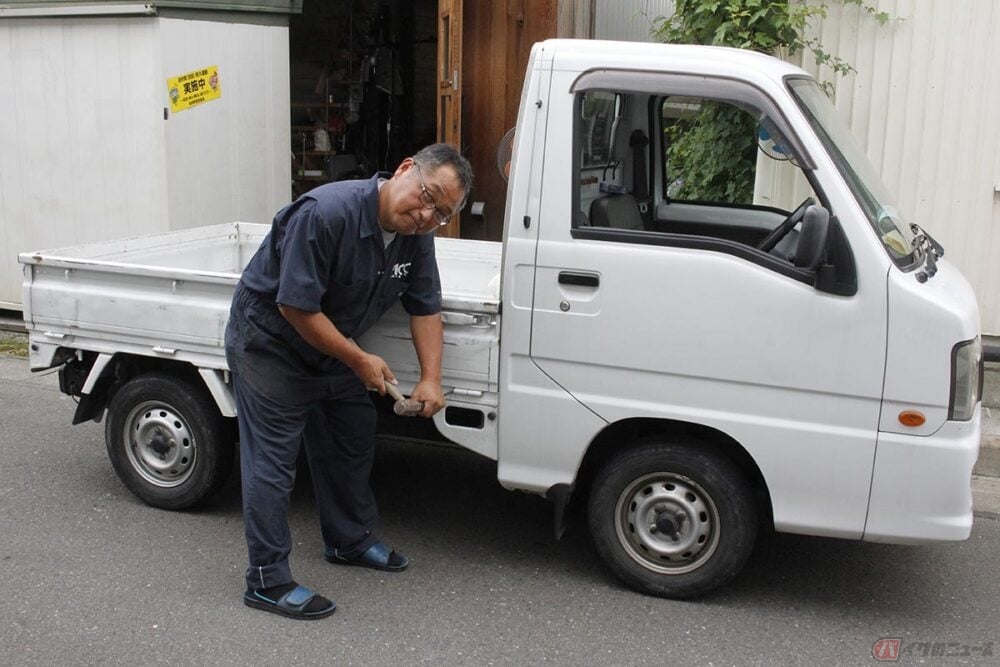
top-left (588, 438), bottom-right (757, 598)
top-left (105, 373), bottom-right (233, 510)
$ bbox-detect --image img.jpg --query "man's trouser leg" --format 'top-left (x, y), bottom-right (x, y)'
top-left (232, 370), bottom-right (310, 591)
top-left (303, 389), bottom-right (380, 560)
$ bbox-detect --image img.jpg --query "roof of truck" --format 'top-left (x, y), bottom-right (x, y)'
top-left (540, 38), bottom-right (810, 87)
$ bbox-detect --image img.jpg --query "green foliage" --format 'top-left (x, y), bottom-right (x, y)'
top-left (652, 0), bottom-right (878, 78)
top-left (0, 333), bottom-right (28, 358)
top-left (665, 101), bottom-right (757, 202)
top-left (652, 0), bottom-right (889, 203)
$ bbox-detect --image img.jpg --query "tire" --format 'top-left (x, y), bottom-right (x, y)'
top-left (105, 373), bottom-right (233, 510)
top-left (588, 438), bottom-right (757, 599)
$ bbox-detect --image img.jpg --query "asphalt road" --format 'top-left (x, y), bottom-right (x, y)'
top-left (2, 355), bottom-right (998, 666)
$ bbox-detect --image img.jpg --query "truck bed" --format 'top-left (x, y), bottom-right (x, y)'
top-left (19, 222), bottom-right (501, 394)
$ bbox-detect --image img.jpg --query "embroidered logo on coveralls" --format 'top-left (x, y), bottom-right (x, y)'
top-left (391, 262), bottom-right (411, 279)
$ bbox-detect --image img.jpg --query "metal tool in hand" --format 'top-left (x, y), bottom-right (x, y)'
top-left (384, 382), bottom-right (424, 416)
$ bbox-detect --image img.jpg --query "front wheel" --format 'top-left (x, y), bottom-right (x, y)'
top-left (588, 439), bottom-right (757, 598)
top-left (105, 373), bottom-right (233, 510)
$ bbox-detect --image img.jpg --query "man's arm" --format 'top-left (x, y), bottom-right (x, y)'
top-left (278, 304), bottom-right (395, 393)
top-left (409, 312), bottom-right (446, 417)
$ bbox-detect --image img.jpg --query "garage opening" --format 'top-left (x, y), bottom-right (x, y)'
top-left (288, 1), bottom-right (439, 200)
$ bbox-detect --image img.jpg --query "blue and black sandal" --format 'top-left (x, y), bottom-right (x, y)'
top-left (243, 584), bottom-right (336, 620)
top-left (325, 541), bottom-right (409, 572)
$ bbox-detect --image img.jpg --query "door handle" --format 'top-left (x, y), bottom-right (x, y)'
top-left (558, 271), bottom-right (600, 287)
top-left (441, 311), bottom-right (494, 327)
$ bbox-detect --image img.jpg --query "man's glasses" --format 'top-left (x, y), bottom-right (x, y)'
top-left (414, 162), bottom-right (454, 226)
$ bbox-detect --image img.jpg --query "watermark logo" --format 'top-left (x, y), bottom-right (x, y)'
top-left (872, 639), bottom-right (901, 662)
top-left (873, 639), bottom-right (994, 661)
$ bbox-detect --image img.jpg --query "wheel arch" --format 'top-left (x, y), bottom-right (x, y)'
top-left (70, 352), bottom-right (232, 424)
top-left (574, 418), bottom-right (773, 526)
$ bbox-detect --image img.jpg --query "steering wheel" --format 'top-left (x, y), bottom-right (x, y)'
top-left (756, 197), bottom-right (815, 253)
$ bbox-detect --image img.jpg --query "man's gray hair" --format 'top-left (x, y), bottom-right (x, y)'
top-left (413, 143), bottom-right (474, 211)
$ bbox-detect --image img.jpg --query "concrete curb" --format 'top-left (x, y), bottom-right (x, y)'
top-left (972, 475), bottom-right (1000, 520)
top-left (977, 362), bottom-right (1000, 478)
top-left (0, 309), bottom-right (26, 333)
top-left (969, 357), bottom-right (1000, 515)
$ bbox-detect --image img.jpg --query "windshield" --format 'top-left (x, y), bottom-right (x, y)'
top-left (787, 78), bottom-right (917, 267)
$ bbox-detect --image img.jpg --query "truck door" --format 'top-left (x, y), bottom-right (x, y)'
top-left (527, 70), bottom-right (889, 538)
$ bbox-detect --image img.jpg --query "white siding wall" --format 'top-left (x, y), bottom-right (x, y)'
top-left (0, 14), bottom-right (290, 309)
top-left (160, 18), bottom-right (290, 232)
top-left (0, 17), bottom-right (167, 308)
top-left (798, 0), bottom-right (1000, 334)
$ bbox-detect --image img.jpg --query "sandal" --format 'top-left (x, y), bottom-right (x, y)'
top-left (243, 584), bottom-right (336, 620)
top-left (325, 541), bottom-right (409, 572)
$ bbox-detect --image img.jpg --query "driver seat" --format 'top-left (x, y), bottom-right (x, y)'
top-left (590, 194), bottom-right (645, 231)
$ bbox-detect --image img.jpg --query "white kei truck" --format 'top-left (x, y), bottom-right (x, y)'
top-left (20, 40), bottom-right (984, 599)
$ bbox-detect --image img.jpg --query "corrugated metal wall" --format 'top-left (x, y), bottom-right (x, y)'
top-left (594, 0), bottom-right (674, 41)
top-left (799, 0), bottom-right (1000, 334)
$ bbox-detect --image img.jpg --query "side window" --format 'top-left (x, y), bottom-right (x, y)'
top-left (580, 91), bottom-right (621, 168)
top-left (575, 90), bottom-right (631, 229)
top-left (569, 76), bottom-right (852, 293)
top-left (661, 96), bottom-right (811, 210)
top-left (662, 97), bottom-right (758, 204)
top-left (574, 88), bottom-right (817, 259)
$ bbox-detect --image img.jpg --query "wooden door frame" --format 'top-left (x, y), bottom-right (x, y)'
top-left (436, 0), bottom-right (463, 238)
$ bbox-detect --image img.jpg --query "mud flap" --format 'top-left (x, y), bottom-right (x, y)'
top-left (547, 483), bottom-right (574, 540)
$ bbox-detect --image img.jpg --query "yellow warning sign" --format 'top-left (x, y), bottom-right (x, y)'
top-left (167, 66), bottom-right (221, 112)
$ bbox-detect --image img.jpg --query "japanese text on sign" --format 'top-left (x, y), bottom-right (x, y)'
top-left (167, 66), bottom-right (221, 113)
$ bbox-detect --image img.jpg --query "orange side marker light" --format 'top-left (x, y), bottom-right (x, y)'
top-left (898, 411), bottom-right (926, 427)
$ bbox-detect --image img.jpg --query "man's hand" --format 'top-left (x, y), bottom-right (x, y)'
top-left (410, 379), bottom-right (445, 418)
top-left (349, 351), bottom-right (396, 395)
top-left (409, 313), bottom-right (444, 417)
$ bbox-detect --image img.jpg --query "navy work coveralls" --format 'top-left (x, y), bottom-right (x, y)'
top-left (224, 174), bottom-right (441, 591)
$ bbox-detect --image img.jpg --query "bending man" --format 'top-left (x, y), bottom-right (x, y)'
top-left (225, 143), bottom-right (473, 620)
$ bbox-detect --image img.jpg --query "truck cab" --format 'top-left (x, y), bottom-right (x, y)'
top-left (488, 40), bottom-right (982, 596)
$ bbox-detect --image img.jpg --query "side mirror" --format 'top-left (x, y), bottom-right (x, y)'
top-left (793, 205), bottom-right (830, 270)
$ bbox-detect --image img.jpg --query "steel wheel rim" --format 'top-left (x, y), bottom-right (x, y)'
top-left (123, 400), bottom-right (196, 488)
top-left (614, 472), bottom-right (721, 575)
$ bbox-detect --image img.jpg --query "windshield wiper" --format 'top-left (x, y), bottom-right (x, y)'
top-left (910, 223), bottom-right (944, 283)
